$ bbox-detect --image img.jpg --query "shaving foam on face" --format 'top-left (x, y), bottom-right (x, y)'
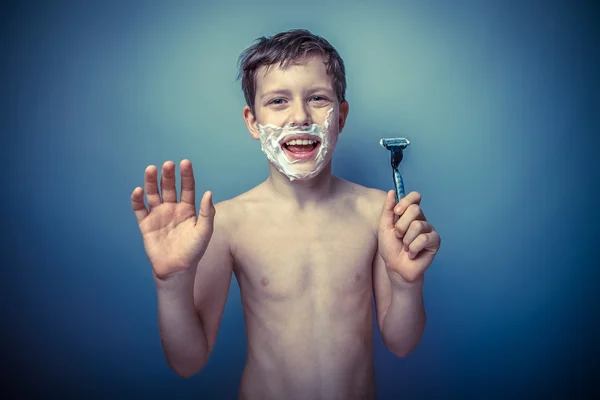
top-left (258, 108), bottom-right (335, 181)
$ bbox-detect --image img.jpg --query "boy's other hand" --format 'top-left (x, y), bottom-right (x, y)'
top-left (378, 190), bottom-right (441, 284)
top-left (131, 159), bottom-right (215, 280)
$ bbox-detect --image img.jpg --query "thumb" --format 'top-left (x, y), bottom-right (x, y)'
top-left (378, 190), bottom-right (397, 232)
top-left (197, 190), bottom-right (216, 230)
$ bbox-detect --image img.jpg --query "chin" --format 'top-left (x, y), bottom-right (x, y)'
top-left (288, 167), bottom-right (327, 182)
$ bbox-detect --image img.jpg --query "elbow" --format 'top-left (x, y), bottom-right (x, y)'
top-left (171, 362), bottom-right (204, 379)
top-left (167, 353), bottom-right (208, 379)
top-left (391, 342), bottom-right (419, 358)
top-left (175, 368), bottom-right (200, 379)
top-left (382, 332), bottom-right (424, 358)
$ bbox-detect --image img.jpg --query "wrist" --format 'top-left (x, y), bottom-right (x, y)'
top-left (154, 268), bottom-right (196, 293)
top-left (386, 268), bottom-right (424, 291)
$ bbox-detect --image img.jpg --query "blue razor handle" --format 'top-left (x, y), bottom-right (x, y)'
top-left (379, 138), bottom-right (410, 203)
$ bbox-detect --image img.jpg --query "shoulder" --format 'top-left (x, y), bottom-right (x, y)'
top-left (212, 183), bottom-right (270, 257)
top-left (334, 177), bottom-right (387, 206)
top-left (212, 182), bottom-right (268, 230)
top-left (333, 177), bottom-right (388, 229)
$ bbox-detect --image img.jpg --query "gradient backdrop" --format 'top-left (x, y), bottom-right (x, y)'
top-left (3, 0), bottom-right (598, 398)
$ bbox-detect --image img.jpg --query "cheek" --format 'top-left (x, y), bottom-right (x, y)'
top-left (328, 132), bottom-right (339, 148)
top-left (323, 107), bottom-right (338, 130)
top-left (256, 109), bottom-right (280, 127)
top-left (321, 131), bottom-right (339, 153)
top-left (323, 113), bottom-right (339, 139)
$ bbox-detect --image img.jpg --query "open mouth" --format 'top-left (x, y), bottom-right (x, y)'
top-left (281, 137), bottom-right (321, 160)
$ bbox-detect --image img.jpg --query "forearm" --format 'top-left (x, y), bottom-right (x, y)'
top-left (155, 270), bottom-right (208, 378)
top-left (380, 273), bottom-right (426, 357)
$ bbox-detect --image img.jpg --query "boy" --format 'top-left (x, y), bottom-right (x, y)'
top-left (131, 29), bottom-right (440, 400)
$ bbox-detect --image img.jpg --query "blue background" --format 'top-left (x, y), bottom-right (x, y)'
top-left (3, 0), bottom-right (598, 398)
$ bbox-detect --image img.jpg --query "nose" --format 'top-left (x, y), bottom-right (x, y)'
top-left (288, 102), bottom-right (312, 128)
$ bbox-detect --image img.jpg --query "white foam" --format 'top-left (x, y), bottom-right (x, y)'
top-left (258, 107), bottom-right (335, 181)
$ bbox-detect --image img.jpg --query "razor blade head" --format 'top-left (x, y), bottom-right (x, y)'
top-left (380, 138), bottom-right (410, 150)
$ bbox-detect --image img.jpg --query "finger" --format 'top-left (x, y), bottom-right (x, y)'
top-left (197, 191), bottom-right (215, 232)
top-left (131, 187), bottom-right (149, 223)
top-left (144, 165), bottom-right (161, 209)
top-left (408, 231), bottom-right (441, 259)
top-left (160, 161), bottom-right (177, 203)
top-left (179, 159), bottom-right (196, 205)
top-left (402, 220), bottom-right (433, 248)
top-left (378, 190), bottom-right (397, 232)
top-left (394, 203), bottom-right (425, 238)
top-left (394, 191), bottom-right (422, 215)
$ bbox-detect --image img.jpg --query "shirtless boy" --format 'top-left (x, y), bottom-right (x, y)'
top-left (131, 29), bottom-right (441, 400)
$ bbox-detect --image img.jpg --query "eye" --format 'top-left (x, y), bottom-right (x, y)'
top-left (310, 95), bottom-right (328, 102)
top-left (268, 98), bottom-right (287, 105)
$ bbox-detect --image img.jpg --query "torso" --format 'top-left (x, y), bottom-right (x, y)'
top-left (228, 178), bottom-right (383, 400)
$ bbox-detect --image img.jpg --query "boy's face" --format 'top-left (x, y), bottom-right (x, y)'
top-left (243, 55), bottom-right (349, 181)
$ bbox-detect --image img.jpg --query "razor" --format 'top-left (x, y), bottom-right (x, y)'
top-left (380, 138), bottom-right (411, 202)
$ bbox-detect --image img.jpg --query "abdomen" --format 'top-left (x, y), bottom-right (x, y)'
top-left (239, 289), bottom-right (375, 400)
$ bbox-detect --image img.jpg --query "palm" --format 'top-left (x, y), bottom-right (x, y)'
top-left (378, 228), bottom-right (406, 266)
top-left (140, 202), bottom-right (211, 277)
top-left (378, 190), bottom-right (438, 283)
top-left (378, 228), bottom-right (427, 282)
top-left (131, 160), bottom-right (215, 279)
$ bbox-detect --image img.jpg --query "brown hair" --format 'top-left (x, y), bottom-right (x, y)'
top-left (237, 29), bottom-right (347, 113)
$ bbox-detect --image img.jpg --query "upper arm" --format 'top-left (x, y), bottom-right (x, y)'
top-left (370, 189), bottom-right (393, 332)
top-left (193, 200), bottom-right (234, 355)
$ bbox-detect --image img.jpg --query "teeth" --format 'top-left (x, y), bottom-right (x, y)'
top-left (286, 139), bottom-right (318, 146)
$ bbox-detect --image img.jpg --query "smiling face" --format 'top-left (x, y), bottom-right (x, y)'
top-left (243, 55), bottom-right (349, 181)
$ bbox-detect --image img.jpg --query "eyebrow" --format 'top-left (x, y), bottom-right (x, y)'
top-left (308, 87), bottom-right (335, 95)
top-left (261, 89), bottom-right (292, 99)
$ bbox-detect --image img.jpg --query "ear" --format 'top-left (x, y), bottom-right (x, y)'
top-left (243, 105), bottom-right (260, 140)
top-left (338, 100), bottom-right (349, 134)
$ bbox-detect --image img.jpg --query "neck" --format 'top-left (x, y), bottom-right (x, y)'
top-left (266, 161), bottom-right (336, 208)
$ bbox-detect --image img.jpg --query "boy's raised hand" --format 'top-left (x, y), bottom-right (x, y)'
top-left (131, 159), bottom-right (215, 280)
top-left (378, 190), bottom-right (441, 284)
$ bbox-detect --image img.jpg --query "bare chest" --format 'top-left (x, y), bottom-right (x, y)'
top-left (233, 210), bottom-right (377, 300)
